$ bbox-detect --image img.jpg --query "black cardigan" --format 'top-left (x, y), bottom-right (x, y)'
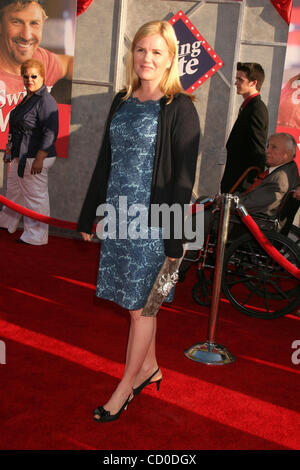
top-left (9, 84), bottom-right (58, 177)
top-left (78, 91), bottom-right (200, 258)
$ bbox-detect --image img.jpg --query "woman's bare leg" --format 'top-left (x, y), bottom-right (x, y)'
top-left (126, 314), bottom-right (158, 368)
top-left (99, 309), bottom-right (158, 415)
top-left (131, 317), bottom-right (162, 388)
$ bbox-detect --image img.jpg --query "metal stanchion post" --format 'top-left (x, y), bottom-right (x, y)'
top-left (184, 194), bottom-right (235, 365)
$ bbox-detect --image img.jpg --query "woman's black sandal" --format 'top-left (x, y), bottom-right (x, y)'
top-left (93, 395), bottom-right (131, 423)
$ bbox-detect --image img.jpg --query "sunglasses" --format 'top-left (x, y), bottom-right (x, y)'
top-left (23, 74), bottom-right (39, 80)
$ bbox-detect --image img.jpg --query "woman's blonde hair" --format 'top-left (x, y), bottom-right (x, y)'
top-left (123, 20), bottom-right (194, 103)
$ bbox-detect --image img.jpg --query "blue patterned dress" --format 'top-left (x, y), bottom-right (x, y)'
top-left (96, 97), bottom-right (173, 310)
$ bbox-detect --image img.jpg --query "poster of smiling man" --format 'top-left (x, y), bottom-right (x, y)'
top-left (276, 0), bottom-right (300, 169)
top-left (0, 0), bottom-right (76, 157)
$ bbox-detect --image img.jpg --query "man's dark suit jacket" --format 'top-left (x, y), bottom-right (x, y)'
top-left (221, 94), bottom-right (269, 193)
top-left (239, 160), bottom-right (299, 223)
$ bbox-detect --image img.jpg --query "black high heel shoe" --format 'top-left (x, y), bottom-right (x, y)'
top-left (93, 395), bottom-right (131, 423)
top-left (133, 368), bottom-right (162, 398)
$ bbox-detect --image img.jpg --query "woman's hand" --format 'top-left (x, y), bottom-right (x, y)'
top-left (31, 150), bottom-right (48, 175)
top-left (31, 158), bottom-right (43, 174)
top-left (81, 232), bottom-right (94, 242)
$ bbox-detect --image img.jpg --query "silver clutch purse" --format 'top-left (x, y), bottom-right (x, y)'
top-left (141, 257), bottom-right (182, 317)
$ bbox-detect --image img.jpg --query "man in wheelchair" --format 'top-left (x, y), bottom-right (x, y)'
top-left (180, 132), bottom-right (299, 280)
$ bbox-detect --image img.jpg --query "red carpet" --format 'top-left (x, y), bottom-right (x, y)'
top-left (0, 230), bottom-right (300, 450)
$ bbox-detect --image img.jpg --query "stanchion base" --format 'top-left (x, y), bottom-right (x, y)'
top-left (184, 341), bottom-right (235, 365)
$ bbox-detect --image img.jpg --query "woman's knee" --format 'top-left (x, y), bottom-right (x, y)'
top-left (129, 308), bottom-right (144, 321)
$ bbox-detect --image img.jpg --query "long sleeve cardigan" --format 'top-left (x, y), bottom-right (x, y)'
top-left (9, 84), bottom-right (58, 177)
top-left (78, 91), bottom-right (200, 258)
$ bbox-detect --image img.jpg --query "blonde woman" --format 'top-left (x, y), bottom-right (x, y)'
top-left (78, 20), bottom-right (200, 422)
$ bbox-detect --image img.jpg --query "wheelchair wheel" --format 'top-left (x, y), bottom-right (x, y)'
top-left (192, 270), bottom-right (213, 306)
top-left (288, 224), bottom-right (300, 250)
top-left (222, 231), bottom-right (300, 319)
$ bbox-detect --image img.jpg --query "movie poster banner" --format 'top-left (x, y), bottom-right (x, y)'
top-left (0, 0), bottom-right (77, 158)
top-left (276, 1), bottom-right (300, 170)
top-left (168, 10), bottom-right (224, 93)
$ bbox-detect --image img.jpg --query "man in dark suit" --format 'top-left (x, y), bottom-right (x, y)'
top-left (238, 133), bottom-right (299, 222)
top-left (221, 62), bottom-right (269, 193)
top-left (179, 133), bottom-right (299, 280)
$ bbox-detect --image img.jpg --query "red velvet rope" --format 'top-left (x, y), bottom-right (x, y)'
top-left (1, 194), bottom-right (299, 279)
top-left (241, 213), bottom-right (300, 280)
top-left (0, 194), bottom-right (79, 230)
top-left (0, 194), bottom-right (97, 232)
top-left (186, 199), bottom-right (213, 216)
top-left (77, 0), bottom-right (94, 16)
